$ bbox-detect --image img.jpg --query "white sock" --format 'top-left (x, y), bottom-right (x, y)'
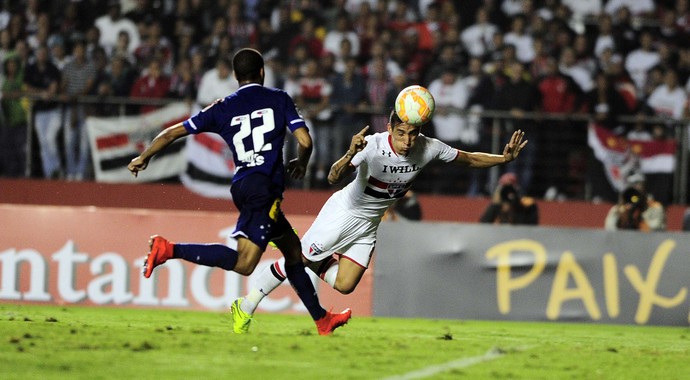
top-left (241, 258), bottom-right (286, 315)
top-left (321, 262), bottom-right (339, 288)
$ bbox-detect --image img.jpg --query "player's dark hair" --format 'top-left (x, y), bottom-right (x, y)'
top-left (389, 109), bottom-right (403, 128)
top-left (233, 48), bottom-right (264, 82)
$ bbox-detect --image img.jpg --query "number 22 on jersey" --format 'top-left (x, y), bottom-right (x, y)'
top-left (232, 108), bottom-right (275, 167)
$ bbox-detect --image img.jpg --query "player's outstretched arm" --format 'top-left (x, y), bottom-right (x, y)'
top-left (328, 125), bottom-right (368, 184)
top-left (128, 123), bottom-right (188, 177)
top-left (453, 130), bottom-right (528, 168)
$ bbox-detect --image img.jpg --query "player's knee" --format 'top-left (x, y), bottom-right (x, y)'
top-left (234, 255), bottom-right (260, 276)
top-left (333, 280), bottom-right (356, 295)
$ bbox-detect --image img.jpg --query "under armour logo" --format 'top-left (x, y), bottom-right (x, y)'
top-left (381, 150), bottom-right (391, 157)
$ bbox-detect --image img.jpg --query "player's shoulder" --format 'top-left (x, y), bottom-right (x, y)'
top-left (415, 133), bottom-right (439, 149)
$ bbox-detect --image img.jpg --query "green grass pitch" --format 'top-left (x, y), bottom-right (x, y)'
top-left (1, 304), bottom-right (688, 379)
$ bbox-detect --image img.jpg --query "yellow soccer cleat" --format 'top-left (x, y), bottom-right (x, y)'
top-left (230, 298), bottom-right (253, 334)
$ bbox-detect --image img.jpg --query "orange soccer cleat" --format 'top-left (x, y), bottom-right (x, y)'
top-left (143, 235), bottom-right (174, 278)
top-left (315, 308), bottom-right (352, 336)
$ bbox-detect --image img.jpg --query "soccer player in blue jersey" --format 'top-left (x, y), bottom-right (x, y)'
top-left (127, 48), bottom-right (351, 336)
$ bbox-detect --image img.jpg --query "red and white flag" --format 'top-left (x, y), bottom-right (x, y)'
top-left (587, 122), bottom-right (676, 191)
top-left (179, 133), bottom-right (235, 199)
top-left (87, 102), bottom-right (192, 183)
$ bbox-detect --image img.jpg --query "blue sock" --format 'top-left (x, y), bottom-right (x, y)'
top-left (284, 262), bottom-right (326, 320)
top-left (173, 243), bottom-right (238, 271)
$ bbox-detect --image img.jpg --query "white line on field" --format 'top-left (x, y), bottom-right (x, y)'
top-left (380, 347), bottom-right (505, 380)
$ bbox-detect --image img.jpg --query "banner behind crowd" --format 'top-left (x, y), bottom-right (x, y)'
top-left (375, 221), bottom-right (690, 326)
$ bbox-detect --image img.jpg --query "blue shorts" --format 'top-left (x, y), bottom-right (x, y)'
top-left (230, 174), bottom-right (292, 251)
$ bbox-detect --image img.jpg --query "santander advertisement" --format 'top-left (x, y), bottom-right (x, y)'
top-left (0, 204), bottom-right (373, 316)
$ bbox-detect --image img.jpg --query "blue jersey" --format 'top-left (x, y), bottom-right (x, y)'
top-left (183, 83), bottom-right (307, 188)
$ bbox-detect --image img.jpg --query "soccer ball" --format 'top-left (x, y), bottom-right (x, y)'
top-left (395, 85), bottom-right (436, 126)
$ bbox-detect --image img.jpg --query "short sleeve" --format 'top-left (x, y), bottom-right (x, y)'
top-left (427, 137), bottom-right (459, 163)
top-left (350, 135), bottom-right (375, 167)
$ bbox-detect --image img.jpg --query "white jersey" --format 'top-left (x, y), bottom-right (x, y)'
top-left (332, 132), bottom-right (458, 221)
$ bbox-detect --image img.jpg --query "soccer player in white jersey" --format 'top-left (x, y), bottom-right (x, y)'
top-left (231, 109), bottom-right (527, 333)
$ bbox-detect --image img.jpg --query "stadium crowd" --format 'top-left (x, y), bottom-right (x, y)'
top-left (0, 0), bottom-right (688, 206)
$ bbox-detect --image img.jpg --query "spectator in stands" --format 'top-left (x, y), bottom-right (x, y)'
top-left (294, 58), bottom-right (333, 187)
top-left (49, 35), bottom-right (70, 70)
top-left (61, 40), bottom-right (96, 181)
top-left (95, 0), bottom-right (140, 56)
top-left (0, 29), bottom-right (12, 64)
top-left (423, 43), bottom-right (462, 86)
top-left (110, 30), bottom-right (135, 64)
top-left (168, 57), bottom-right (198, 102)
top-left (26, 12), bottom-right (50, 51)
top-left (594, 14), bottom-right (616, 58)
top-left (605, 0), bottom-right (655, 18)
top-left (461, 7), bottom-right (498, 60)
top-left (676, 0), bottom-right (690, 37)
top-left (129, 58), bottom-right (170, 114)
top-left (204, 34), bottom-right (234, 70)
top-left (107, 54), bottom-right (136, 98)
top-left (89, 46), bottom-right (113, 116)
top-left (1, 55), bottom-right (28, 177)
top-left (605, 173), bottom-right (666, 232)
top-left (134, 20), bottom-right (173, 74)
top-left (647, 68), bottom-right (687, 120)
top-left (492, 61), bottom-right (539, 194)
top-left (323, 11), bottom-right (360, 61)
top-left (559, 46), bottom-right (594, 94)
top-left (561, 0), bottom-right (602, 21)
top-left (625, 30), bottom-right (660, 96)
top-left (365, 39), bottom-right (403, 80)
top-left (84, 25), bottom-right (102, 59)
top-left (224, 0), bottom-right (255, 49)
top-left (364, 56), bottom-right (393, 133)
top-left (24, 44), bottom-right (63, 179)
top-left (196, 57), bottom-right (237, 108)
top-left (288, 16), bottom-right (323, 60)
top-left (330, 55), bottom-right (366, 160)
top-left (504, 15), bottom-right (535, 64)
top-left (590, 70), bottom-right (634, 128)
top-left (480, 172), bottom-right (539, 225)
top-left (428, 65), bottom-right (477, 194)
top-left (537, 57), bottom-right (584, 198)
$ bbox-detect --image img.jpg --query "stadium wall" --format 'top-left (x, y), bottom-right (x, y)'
top-left (1, 179), bottom-right (688, 325)
top-left (0, 179), bottom-right (687, 230)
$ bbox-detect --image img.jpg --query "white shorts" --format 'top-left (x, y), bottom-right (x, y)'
top-left (301, 198), bottom-right (378, 268)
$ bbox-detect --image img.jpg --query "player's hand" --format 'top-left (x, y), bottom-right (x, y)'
top-left (347, 125), bottom-right (369, 155)
top-left (286, 158), bottom-right (307, 179)
top-left (127, 156), bottom-right (148, 177)
top-left (503, 130), bottom-right (527, 162)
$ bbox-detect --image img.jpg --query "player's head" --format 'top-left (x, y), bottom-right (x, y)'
top-left (232, 48), bottom-right (264, 84)
top-left (387, 109), bottom-right (421, 156)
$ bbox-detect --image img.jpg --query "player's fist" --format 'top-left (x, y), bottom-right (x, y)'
top-left (348, 125), bottom-right (369, 155)
top-left (128, 156), bottom-right (148, 177)
top-left (286, 158), bottom-right (307, 179)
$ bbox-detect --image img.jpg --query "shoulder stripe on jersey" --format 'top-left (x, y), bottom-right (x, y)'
top-left (290, 118), bottom-right (304, 124)
top-left (186, 118), bottom-right (198, 130)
